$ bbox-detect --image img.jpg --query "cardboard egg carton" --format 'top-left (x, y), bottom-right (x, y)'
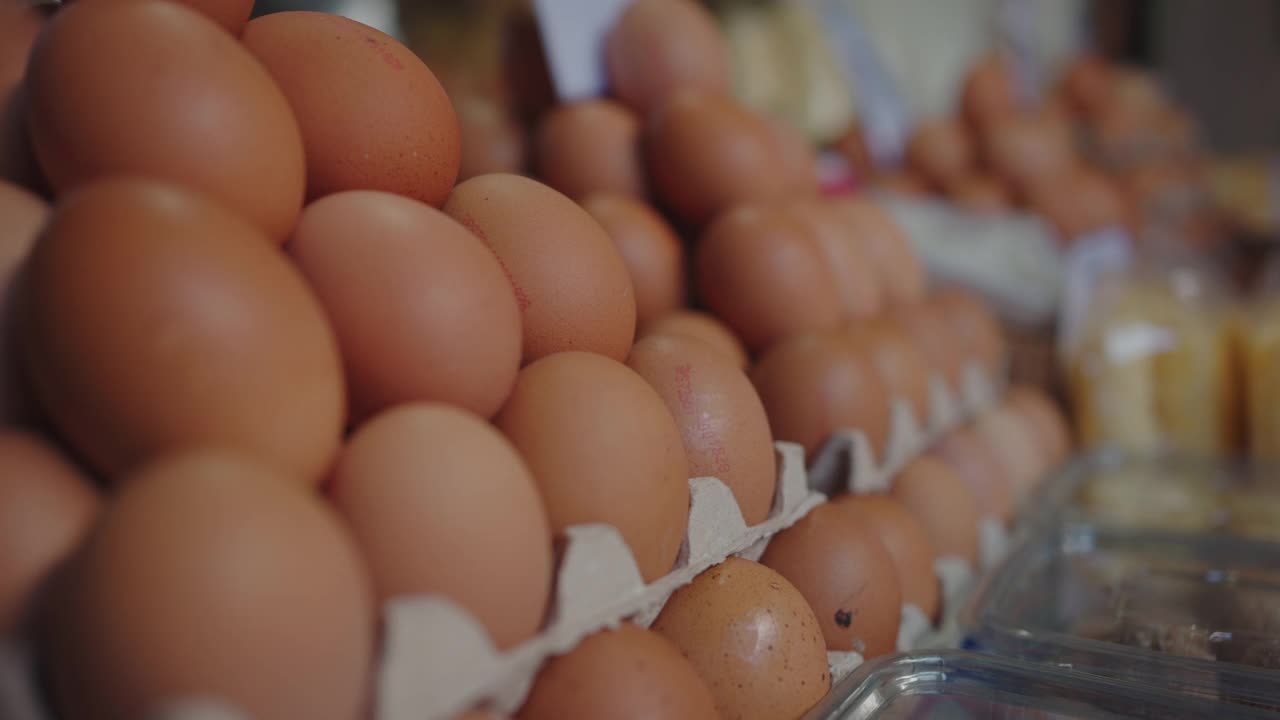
top-left (808, 360), bottom-right (1013, 664)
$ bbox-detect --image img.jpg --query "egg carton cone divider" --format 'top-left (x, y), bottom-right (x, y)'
top-left (377, 441), bottom-right (824, 720)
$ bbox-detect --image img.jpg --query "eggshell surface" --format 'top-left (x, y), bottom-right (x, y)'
top-left (640, 310), bottom-right (748, 369)
top-left (582, 193), bottom-right (684, 326)
top-left (605, 0), bottom-right (731, 115)
top-left (832, 494), bottom-right (939, 620)
top-left (535, 100), bottom-right (646, 200)
top-left (890, 457), bottom-right (981, 563)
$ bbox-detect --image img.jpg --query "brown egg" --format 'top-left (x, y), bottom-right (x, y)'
top-left (981, 111), bottom-right (1078, 200)
top-left (0, 2), bottom-right (43, 92)
top-left (639, 310), bottom-right (749, 369)
top-left (890, 457), bottom-right (980, 563)
top-left (906, 117), bottom-right (974, 187)
top-left (494, 352), bottom-right (688, 583)
top-left (605, 0), bottom-right (731, 115)
top-left (242, 11), bottom-right (459, 207)
top-left (696, 203), bottom-right (843, 351)
top-left (330, 404), bottom-right (551, 650)
top-left (945, 173), bottom-right (1012, 213)
top-left (931, 287), bottom-right (1006, 377)
top-left (20, 178), bottom-right (344, 484)
top-left (759, 502), bottom-right (902, 656)
top-left (832, 494), bottom-right (939, 620)
top-left (26, 0), bottom-right (304, 240)
top-left (750, 331), bottom-right (891, 460)
top-left (455, 96), bottom-right (527, 181)
top-left (1058, 53), bottom-right (1113, 118)
top-left (974, 404), bottom-right (1048, 499)
top-left (42, 451), bottom-right (373, 720)
top-left (64, 0), bottom-right (256, 34)
top-left (535, 100), bottom-right (646, 200)
top-left (1028, 168), bottom-right (1129, 242)
top-left (762, 114), bottom-right (820, 195)
top-left (0, 2), bottom-right (44, 190)
top-left (0, 180), bottom-right (46, 425)
top-left (888, 300), bottom-right (964, 389)
top-left (843, 317), bottom-right (931, 422)
top-left (445, 174), bottom-right (636, 363)
top-left (289, 191), bottom-right (521, 422)
top-left (1007, 385), bottom-right (1071, 468)
top-left (518, 624), bottom-right (718, 720)
top-left (0, 431), bottom-right (99, 633)
top-left (581, 193), bottom-right (685, 326)
top-left (875, 170), bottom-right (931, 197)
top-left (458, 712), bottom-right (507, 720)
top-left (962, 52), bottom-right (1017, 130)
top-left (652, 557), bottom-right (829, 720)
top-left (837, 197), bottom-right (926, 305)
top-left (931, 426), bottom-right (1015, 523)
top-left (628, 334), bottom-right (776, 526)
top-left (785, 198), bottom-right (884, 319)
top-left (834, 122), bottom-right (875, 180)
top-left (646, 91), bottom-right (790, 226)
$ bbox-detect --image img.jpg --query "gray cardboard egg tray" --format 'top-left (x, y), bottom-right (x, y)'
top-left (0, 363), bottom-right (1005, 720)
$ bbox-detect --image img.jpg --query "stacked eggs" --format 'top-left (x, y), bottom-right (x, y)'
top-left (0, 2), bottom-right (1073, 720)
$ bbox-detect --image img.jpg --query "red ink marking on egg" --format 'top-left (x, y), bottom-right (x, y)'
top-left (458, 214), bottom-right (532, 312)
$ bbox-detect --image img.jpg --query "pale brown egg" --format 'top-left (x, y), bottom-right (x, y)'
top-left (974, 404), bottom-right (1048, 500)
top-left (535, 100), bottom-right (646, 200)
top-left (945, 173), bottom-right (1012, 213)
top-left (494, 352), bottom-right (688, 583)
top-left (931, 425), bottom-right (1015, 523)
top-left (455, 96), bottom-right (527, 181)
top-left (289, 191), bottom-right (521, 422)
top-left (64, 0), bottom-right (256, 34)
top-left (785, 198), bottom-right (884, 319)
top-left (628, 334), bottom-right (776, 526)
top-left (445, 174), bottom-right (636, 363)
top-left (962, 52), bottom-right (1017, 130)
top-left (42, 451), bottom-right (373, 720)
top-left (762, 114), bottom-right (820, 195)
top-left (1006, 385), bottom-right (1071, 468)
top-left (843, 316), bottom-right (931, 423)
top-left (329, 404), bottom-right (551, 650)
top-left (931, 287), bottom-right (1006, 377)
top-left (27, 0), bottom-right (304, 240)
top-left (750, 330), bottom-right (891, 461)
top-left (581, 193), bottom-right (684, 326)
top-left (646, 91), bottom-right (790, 226)
top-left (888, 300), bottom-right (964, 389)
top-left (605, 0), bottom-right (730, 115)
top-left (1028, 168), bottom-right (1129, 242)
top-left (652, 557), bottom-right (830, 720)
top-left (639, 310), bottom-right (748, 369)
top-left (836, 197), bottom-right (926, 305)
top-left (21, 178), bottom-right (344, 484)
top-left (242, 11), bottom-right (459, 207)
top-left (518, 624), bottom-right (718, 720)
top-left (0, 180), bottom-right (46, 425)
top-left (696, 203), bottom-right (843, 351)
top-left (906, 117), bottom-right (974, 187)
top-left (0, 431), bottom-right (99, 633)
top-left (832, 494), bottom-right (939, 621)
top-left (760, 502), bottom-right (902, 657)
top-left (981, 111), bottom-right (1079, 200)
top-left (890, 457), bottom-right (980, 563)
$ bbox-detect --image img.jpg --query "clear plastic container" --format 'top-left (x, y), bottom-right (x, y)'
top-left (964, 520), bottom-right (1280, 711)
top-left (806, 650), bottom-right (1275, 719)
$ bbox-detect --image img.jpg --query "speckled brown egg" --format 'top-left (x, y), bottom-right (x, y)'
top-left (760, 502), bottom-right (902, 657)
top-left (20, 178), bottom-right (344, 484)
top-left (832, 493), bottom-right (939, 620)
top-left (842, 317), bottom-right (931, 423)
top-left (646, 91), bottom-right (789, 226)
top-left (535, 100), bottom-right (646, 200)
top-left (494, 352), bottom-right (688, 583)
top-left (651, 557), bottom-right (830, 720)
top-left (605, 0), bottom-right (730, 115)
top-left (582, 193), bottom-right (684, 327)
top-left (329, 404), bottom-right (551, 650)
top-left (931, 425), bottom-right (1015, 523)
top-left (445, 173), bottom-right (636, 363)
top-left (628, 334), bottom-right (776, 526)
top-left (890, 457), bottom-right (981, 564)
top-left (0, 430), bottom-right (99, 633)
top-left (26, 0), bottom-right (305, 240)
top-left (750, 331), bottom-right (890, 461)
top-left (517, 624), bottom-right (718, 720)
top-left (786, 198), bottom-right (884, 320)
top-left (836, 198), bottom-right (925, 305)
top-left (640, 310), bottom-right (748, 369)
top-left (288, 190), bottom-right (521, 422)
top-left (696, 203), bottom-right (842, 352)
top-left (242, 11), bottom-right (459, 206)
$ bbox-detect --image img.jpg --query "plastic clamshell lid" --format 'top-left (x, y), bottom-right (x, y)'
top-left (804, 650), bottom-right (1278, 719)
top-left (965, 520), bottom-right (1280, 711)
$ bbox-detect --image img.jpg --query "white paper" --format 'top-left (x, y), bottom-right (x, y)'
top-left (532, 0), bottom-right (632, 102)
